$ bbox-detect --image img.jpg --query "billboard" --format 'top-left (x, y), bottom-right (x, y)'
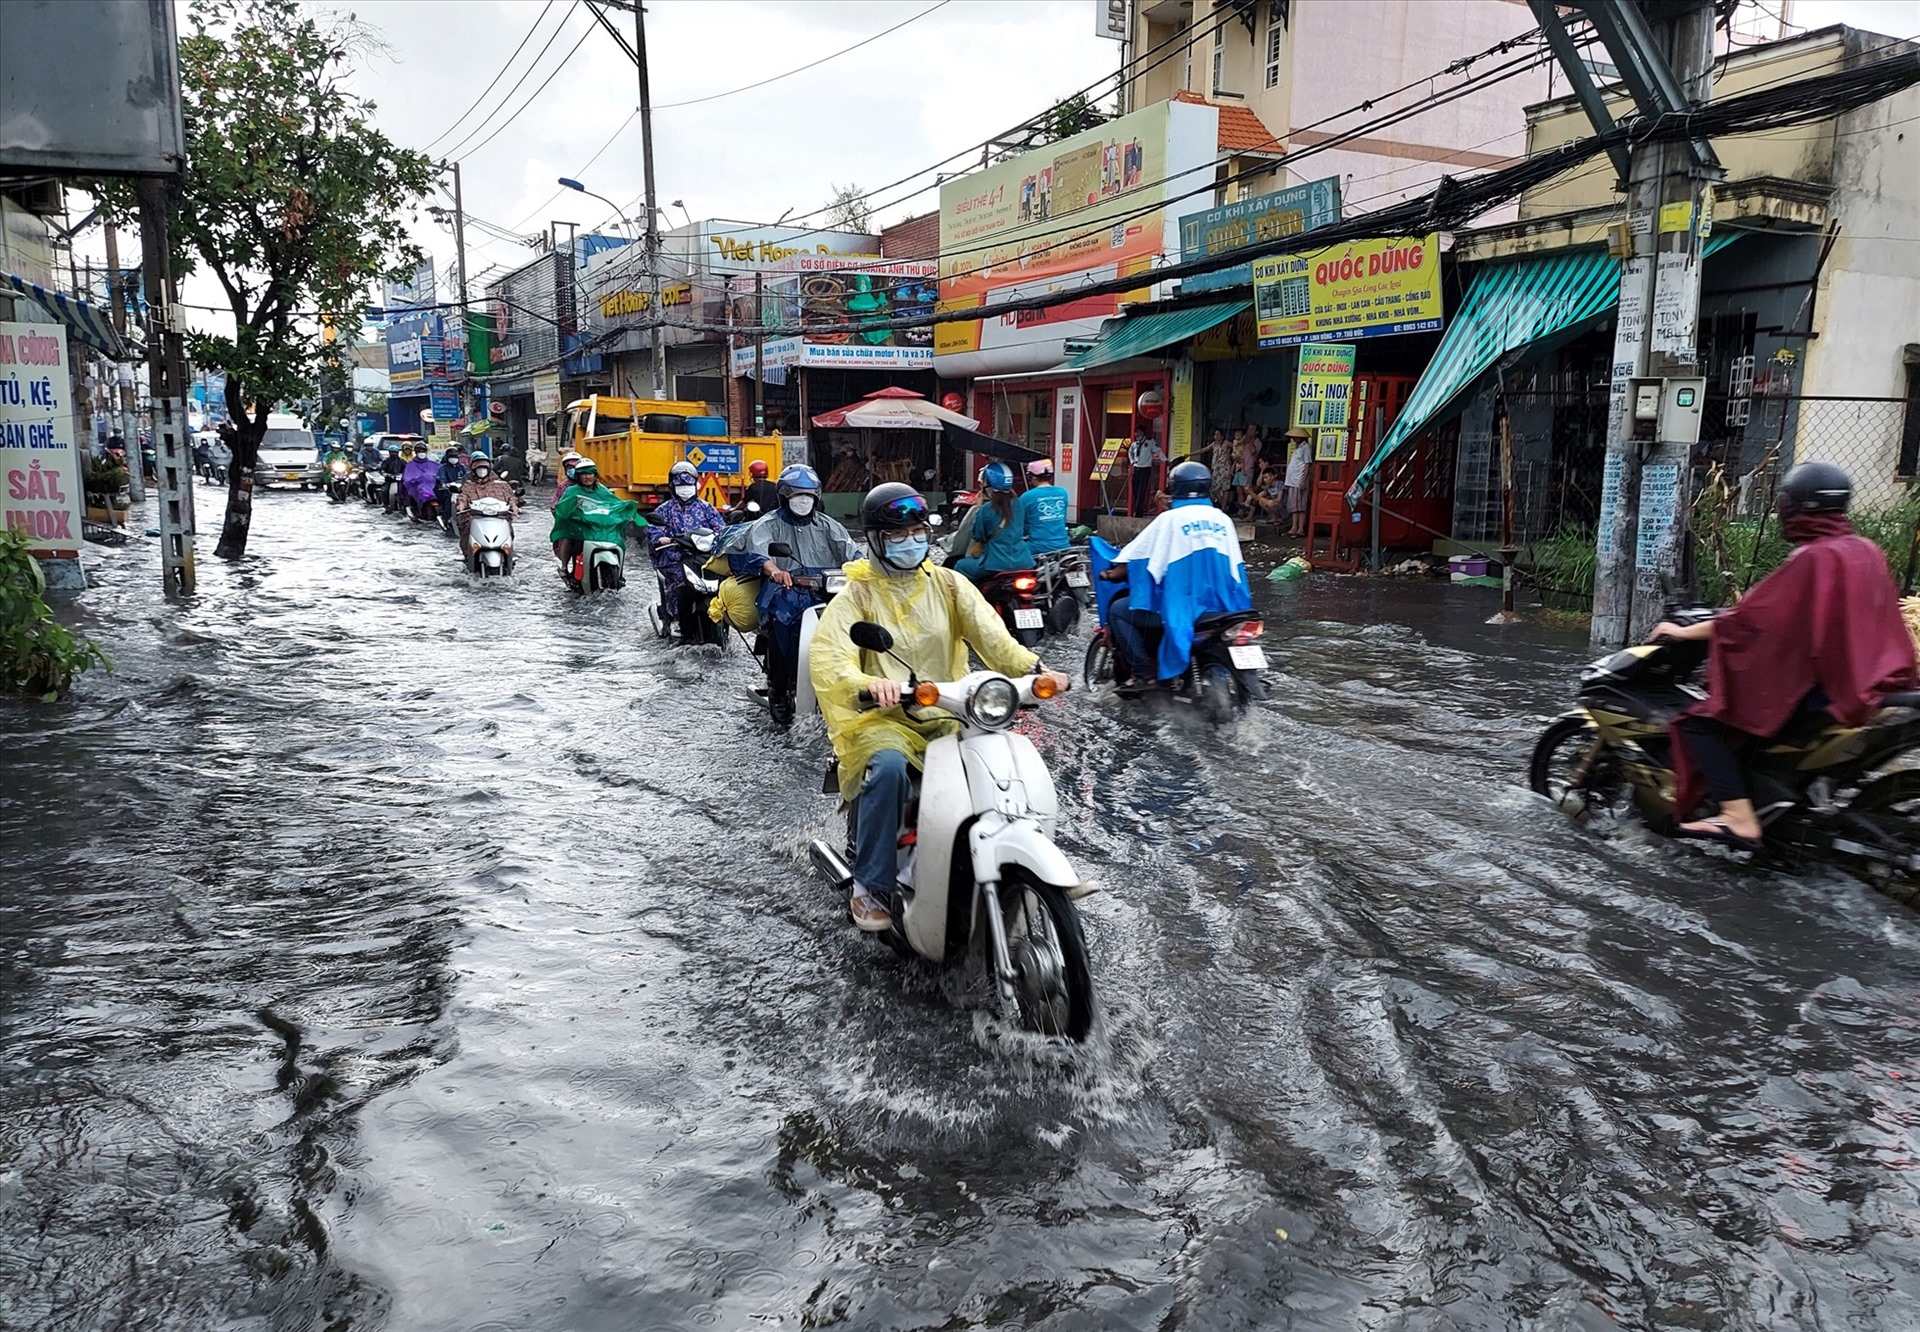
top-left (0, 0), bottom-right (184, 177)
top-left (934, 100), bottom-right (1219, 378)
top-left (1253, 234), bottom-right (1445, 348)
top-left (1180, 176), bottom-right (1342, 294)
top-left (385, 314), bottom-right (438, 390)
top-left (0, 322), bottom-right (83, 555)
top-left (763, 257), bottom-right (939, 350)
top-left (383, 258), bottom-right (437, 312)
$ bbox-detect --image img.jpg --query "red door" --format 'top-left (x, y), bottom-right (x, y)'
top-left (1306, 374), bottom-right (1451, 566)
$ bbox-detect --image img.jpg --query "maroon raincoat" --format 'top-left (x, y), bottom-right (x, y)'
top-left (1671, 511), bottom-right (1918, 814)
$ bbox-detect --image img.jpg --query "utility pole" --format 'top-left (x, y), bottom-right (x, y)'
top-left (723, 273), bottom-right (734, 433)
top-left (753, 271), bottom-right (765, 435)
top-left (101, 222), bottom-right (144, 502)
top-left (636, 0), bottom-right (666, 398)
top-left (1540, 0), bottom-right (1719, 647)
top-left (446, 159), bottom-right (470, 418)
top-left (136, 177), bottom-right (196, 597)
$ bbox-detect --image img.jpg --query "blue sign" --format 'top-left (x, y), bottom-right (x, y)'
top-left (686, 444), bottom-right (740, 474)
top-left (1180, 176), bottom-right (1342, 294)
top-left (430, 387), bottom-right (460, 425)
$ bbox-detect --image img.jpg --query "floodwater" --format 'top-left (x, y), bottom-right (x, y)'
top-left (4, 486), bottom-right (1920, 1332)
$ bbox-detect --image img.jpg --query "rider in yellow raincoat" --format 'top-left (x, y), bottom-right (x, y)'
top-left (809, 482), bottom-right (1069, 932)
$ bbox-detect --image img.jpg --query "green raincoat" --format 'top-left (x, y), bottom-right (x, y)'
top-left (549, 485), bottom-right (643, 545)
top-left (809, 557), bottom-right (1040, 802)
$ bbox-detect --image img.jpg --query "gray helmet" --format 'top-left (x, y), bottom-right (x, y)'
top-left (1777, 461), bottom-right (1851, 516)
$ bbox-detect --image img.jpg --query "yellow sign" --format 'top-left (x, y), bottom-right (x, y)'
top-left (1089, 438), bottom-right (1127, 482)
top-left (599, 283), bottom-right (692, 319)
top-left (1170, 359), bottom-right (1194, 458)
top-left (1658, 200), bottom-right (1694, 234)
top-left (1253, 234), bottom-right (1443, 348)
top-left (1291, 342), bottom-right (1355, 438)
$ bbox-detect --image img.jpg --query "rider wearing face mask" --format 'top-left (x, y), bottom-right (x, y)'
top-left (648, 461), bottom-right (728, 639)
top-left (454, 453), bottom-right (520, 556)
top-left (810, 483), bottom-right (1071, 931)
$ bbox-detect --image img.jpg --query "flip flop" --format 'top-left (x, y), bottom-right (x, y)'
top-left (1676, 819), bottom-right (1764, 852)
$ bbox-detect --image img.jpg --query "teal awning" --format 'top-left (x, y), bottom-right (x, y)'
top-left (1067, 299), bottom-right (1249, 370)
top-left (1347, 233), bottom-right (1742, 500)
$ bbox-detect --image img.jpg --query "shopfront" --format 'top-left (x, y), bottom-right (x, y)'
top-left (969, 364), bottom-right (1170, 520)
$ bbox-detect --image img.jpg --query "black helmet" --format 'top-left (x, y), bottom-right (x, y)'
top-left (860, 482), bottom-right (931, 569)
top-left (1778, 461), bottom-right (1851, 517)
top-left (1167, 459), bottom-right (1211, 500)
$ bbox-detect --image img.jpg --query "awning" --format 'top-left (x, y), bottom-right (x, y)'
top-left (1347, 233), bottom-right (1742, 501)
top-left (3, 272), bottom-right (134, 360)
top-left (1066, 299), bottom-right (1249, 371)
top-left (941, 421), bottom-right (1045, 463)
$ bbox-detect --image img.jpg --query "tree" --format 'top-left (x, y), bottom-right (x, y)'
top-left (1038, 94), bottom-right (1106, 145)
top-left (118, 0), bottom-right (437, 558)
top-left (826, 183), bottom-right (873, 234)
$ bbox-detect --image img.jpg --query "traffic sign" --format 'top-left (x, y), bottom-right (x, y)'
top-left (687, 444), bottom-right (740, 473)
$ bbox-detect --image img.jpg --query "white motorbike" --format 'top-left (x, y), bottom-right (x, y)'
top-left (807, 621), bottom-right (1097, 1041)
top-left (465, 496), bottom-right (515, 577)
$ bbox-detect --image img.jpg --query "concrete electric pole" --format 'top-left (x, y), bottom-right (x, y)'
top-left (136, 177), bottom-right (196, 597)
top-left (635, 0), bottom-right (667, 399)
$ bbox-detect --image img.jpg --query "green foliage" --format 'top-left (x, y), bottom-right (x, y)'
top-left (0, 530), bottom-right (109, 699)
top-left (826, 183), bottom-right (872, 234)
top-left (1523, 523), bottom-right (1598, 598)
top-left (1039, 93), bottom-right (1106, 144)
top-left (100, 0), bottom-right (436, 465)
top-left (82, 459), bottom-right (130, 495)
top-left (1691, 465), bottom-right (1920, 604)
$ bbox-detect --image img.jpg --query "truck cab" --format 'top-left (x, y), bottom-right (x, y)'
top-left (563, 395), bottom-right (781, 507)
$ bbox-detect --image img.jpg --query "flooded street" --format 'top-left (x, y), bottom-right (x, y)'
top-left (6, 487), bottom-right (1920, 1331)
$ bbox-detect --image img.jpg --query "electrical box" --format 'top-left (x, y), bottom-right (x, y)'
top-left (1626, 376), bottom-right (1705, 444)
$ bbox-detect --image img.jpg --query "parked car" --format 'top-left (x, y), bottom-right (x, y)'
top-left (253, 414), bottom-right (321, 489)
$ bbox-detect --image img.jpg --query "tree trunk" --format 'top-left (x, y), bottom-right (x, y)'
top-left (213, 389), bottom-right (263, 560)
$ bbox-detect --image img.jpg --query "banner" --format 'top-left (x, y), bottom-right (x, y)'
top-left (532, 372), bottom-right (563, 416)
top-left (1292, 343), bottom-right (1355, 461)
top-left (0, 322), bottom-right (82, 554)
top-left (1254, 234), bottom-right (1444, 348)
top-left (429, 387), bottom-right (461, 426)
top-left (1180, 176), bottom-right (1341, 294)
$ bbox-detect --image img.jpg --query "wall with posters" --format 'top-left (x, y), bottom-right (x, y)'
top-left (934, 99), bottom-right (1220, 378)
top-left (0, 322), bottom-right (83, 554)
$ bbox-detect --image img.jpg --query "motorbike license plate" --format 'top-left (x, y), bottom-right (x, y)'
top-left (1014, 607), bottom-right (1045, 629)
top-left (1228, 644), bottom-right (1267, 671)
top-left (1065, 571), bottom-right (1091, 587)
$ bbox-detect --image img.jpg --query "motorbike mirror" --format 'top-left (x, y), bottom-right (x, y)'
top-left (766, 541), bottom-right (793, 558)
top-left (928, 513), bottom-right (944, 528)
top-left (850, 622), bottom-right (894, 653)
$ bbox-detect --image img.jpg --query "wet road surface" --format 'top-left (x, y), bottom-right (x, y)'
top-left (4, 486), bottom-right (1920, 1331)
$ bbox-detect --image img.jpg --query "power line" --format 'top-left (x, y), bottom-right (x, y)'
top-left (440, 8), bottom-right (591, 162)
top-left (419, 0), bottom-right (561, 155)
top-left (653, 0), bottom-right (952, 110)
top-left (509, 108), bottom-right (641, 233)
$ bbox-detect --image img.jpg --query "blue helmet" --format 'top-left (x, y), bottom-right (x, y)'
top-left (776, 463), bottom-right (820, 500)
top-left (978, 461), bottom-right (1015, 492)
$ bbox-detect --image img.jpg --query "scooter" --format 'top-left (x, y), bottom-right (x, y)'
top-left (752, 545), bottom-right (845, 724)
top-left (648, 529), bottom-right (725, 644)
top-left (976, 567), bottom-right (1047, 648)
top-left (1082, 537), bottom-right (1267, 724)
top-left (808, 621), bottom-right (1095, 1041)
top-left (434, 482), bottom-right (461, 536)
top-left (465, 496), bottom-right (515, 577)
top-left (324, 458), bottom-right (354, 503)
top-left (1035, 546), bottom-right (1094, 633)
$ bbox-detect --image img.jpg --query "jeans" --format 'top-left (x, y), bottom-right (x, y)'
top-left (1107, 594), bottom-right (1163, 682)
top-left (852, 747), bottom-right (914, 895)
top-left (1677, 688), bottom-right (1831, 803)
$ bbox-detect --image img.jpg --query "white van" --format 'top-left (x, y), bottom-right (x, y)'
top-left (254, 413), bottom-right (321, 488)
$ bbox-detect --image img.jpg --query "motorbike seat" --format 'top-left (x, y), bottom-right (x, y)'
top-left (1194, 610), bottom-right (1257, 631)
top-left (1881, 691), bottom-right (1920, 709)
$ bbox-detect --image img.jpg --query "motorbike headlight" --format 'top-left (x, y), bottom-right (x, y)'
top-left (968, 676), bottom-right (1019, 729)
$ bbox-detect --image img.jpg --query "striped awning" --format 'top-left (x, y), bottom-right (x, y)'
top-left (3, 272), bottom-right (134, 360)
top-left (1346, 233), bottom-right (1742, 502)
top-left (1066, 299), bottom-right (1250, 370)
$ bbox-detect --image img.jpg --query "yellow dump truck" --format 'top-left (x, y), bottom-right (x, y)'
top-left (562, 395), bottom-right (782, 505)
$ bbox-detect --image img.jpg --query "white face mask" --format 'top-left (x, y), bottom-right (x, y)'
top-left (673, 484), bottom-right (696, 500)
top-left (786, 495), bottom-right (816, 518)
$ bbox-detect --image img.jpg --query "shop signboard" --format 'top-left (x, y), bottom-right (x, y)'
top-left (384, 315), bottom-right (434, 389)
top-left (763, 257), bottom-right (937, 352)
top-left (1291, 342), bottom-right (1355, 460)
top-left (0, 322), bottom-right (82, 555)
top-left (1088, 438), bottom-right (1127, 482)
top-left (532, 372), bottom-right (563, 416)
top-left (728, 337), bottom-right (930, 376)
top-left (1253, 234), bottom-right (1443, 348)
top-left (429, 386), bottom-right (460, 425)
top-left (934, 99), bottom-right (1220, 378)
top-left (419, 317), bottom-right (446, 381)
top-left (383, 258), bottom-right (437, 312)
top-left (698, 222), bottom-right (878, 276)
top-left (1180, 177), bottom-right (1341, 294)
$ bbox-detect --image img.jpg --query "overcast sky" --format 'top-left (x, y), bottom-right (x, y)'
top-left (69, 0), bottom-right (1920, 332)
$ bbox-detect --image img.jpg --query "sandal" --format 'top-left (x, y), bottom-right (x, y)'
top-left (1676, 817), bottom-right (1763, 851)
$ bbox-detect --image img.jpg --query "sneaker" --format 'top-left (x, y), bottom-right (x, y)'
top-left (849, 886), bottom-right (893, 932)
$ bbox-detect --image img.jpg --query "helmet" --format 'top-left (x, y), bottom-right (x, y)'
top-left (443, 448), bottom-right (459, 462)
top-left (668, 460), bottom-right (698, 484)
top-left (1026, 458), bottom-right (1054, 480)
top-left (572, 457), bottom-right (598, 476)
top-left (860, 482), bottom-right (931, 569)
top-left (776, 464), bottom-right (821, 502)
top-left (1167, 460), bottom-right (1211, 500)
top-left (385, 442), bottom-right (401, 453)
top-left (978, 461), bottom-right (1015, 492)
top-left (1777, 461), bottom-right (1851, 516)
top-left (471, 452), bottom-right (492, 469)
top-left (749, 459), bottom-right (769, 478)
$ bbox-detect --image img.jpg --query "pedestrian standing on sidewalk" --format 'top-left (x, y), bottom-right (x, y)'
top-left (1207, 427), bottom-right (1233, 506)
top-left (1284, 427), bottom-right (1312, 538)
top-left (1128, 421), bottom-right (1164, 517)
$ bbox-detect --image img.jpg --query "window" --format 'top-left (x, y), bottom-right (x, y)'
top-left (1899, 359), bottom-right (1920, 478)
top-left (1265, 20), bottom-right (1283, 88)
top-left (1212, 16), bottom-right (1229, 94)
top-left (1179, 21), bottom-right (1192, 91)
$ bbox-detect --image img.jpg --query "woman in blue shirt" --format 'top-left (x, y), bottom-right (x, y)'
top-left (954, 462), bottom-right (1034, 583)
top-left (1017, 458), bottom-right (1071, 555)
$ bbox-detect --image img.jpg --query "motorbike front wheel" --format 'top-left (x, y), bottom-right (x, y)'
top-left (1528, 716), bottom-right (1630, 828)
top-left (1840, 771), bottom-right (1920, 904)
top-left (998, 872), bottom-right (1095, 1041)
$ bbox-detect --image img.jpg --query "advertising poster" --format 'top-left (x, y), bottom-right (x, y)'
top-left (0, 322), bottom-right (82, 554)
top-left (763, 257), bottom-right (938, 351)
top-left (1291, 343), bottom-right (1356, 461)
top-left (1254, 234), bottom-right (1444, 348)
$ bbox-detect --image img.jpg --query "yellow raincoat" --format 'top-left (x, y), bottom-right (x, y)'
top-left (810, 557), bottom-right (1041, 802)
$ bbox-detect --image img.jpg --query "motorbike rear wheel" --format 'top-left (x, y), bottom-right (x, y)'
top-left (1199, 663), bottom-right (1237, 725)
top-left (1529, 716), bottom-right (1630, 828)
top-left (1840, 771), bottom-right (1920, 905)
top-left (998, 872), bottom-right (1095, 1041)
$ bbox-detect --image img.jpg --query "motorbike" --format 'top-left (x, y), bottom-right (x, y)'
top-left (433, 483), bottom-right (460, 536)
top-left (1034, 546), bottom-right (1094, 634)
top-left (464, 496), bottom-right (515, 577)
top-left (975, 567), bottom-right (1047, 648)
top-left (1081, 537), bottom-right (1267, 724)
top-left (752, 543), bottom-right (844, 725)
top-left (725, 499), bottom-right (766, 526)
top-left (807, 621), bottom-right (1096, 1040)
top-left (324, 458), bottom-right (354, 504)
top-left (938, 488), bottom-right (977, 536)
top-left (1528, 602), bottom-right (1920, 901)
top-left (559, 494), bottom-right (637, 594)
top-left (648, 529), bottom-right (726, 645)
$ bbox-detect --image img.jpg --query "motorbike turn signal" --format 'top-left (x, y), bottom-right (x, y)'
top-left (913, 681), bottom-right (942, 707)
top-left (1032, 674), bottom-right (1060, 700)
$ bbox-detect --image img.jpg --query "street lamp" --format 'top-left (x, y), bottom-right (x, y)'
top-left (669, 198), bottom-right (693, 229)
top-left (557, 177), bottom-right (634, 235)
top-left (559, 175), bottom-right (662, 400)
